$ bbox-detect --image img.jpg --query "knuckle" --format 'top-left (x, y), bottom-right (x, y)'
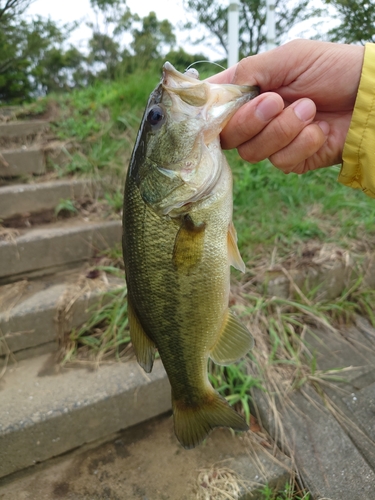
top-left (238, 143), bottom-right (263, 163)
top-left (276, 115), bottom-right (298, 141)
top-left (269, 152), bottom-right (296, 172)
top-left (273, 161), bottom-right (296, 173)
top-left (303, 124), bottom-right (320, 144)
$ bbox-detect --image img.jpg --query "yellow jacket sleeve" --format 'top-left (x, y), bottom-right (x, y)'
top-left (339, 43), bottom-right (375, 198)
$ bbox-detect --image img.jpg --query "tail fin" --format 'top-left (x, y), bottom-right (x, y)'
top-left (172, 390), bottom-right (248, 450)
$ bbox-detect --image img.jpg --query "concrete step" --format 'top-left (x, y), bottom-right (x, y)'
top-left (0, 353), bottom-right (170, 479)
top-left (251, 384), bottom-right (375, 500)
top-left (249, 323), bottom-right (375, 499)
top-left (0, 179), bottom-right (98, 220)
top-left (0, 121), bottom-right (48, 139)
top-left (0, 146), bottom-right (45, 177)
top-left (305, 320), bottom-right (375, 471)
top-left (0, 413), bottom-right (292, 500)
top-left (343, 381), bottom-right (375, 442)
top-left (0, 268), bottom-right (124, 361)
top-left (0, 219), bottom-right (122, 284)
top-left (0, 107), bottom-right (18, 120)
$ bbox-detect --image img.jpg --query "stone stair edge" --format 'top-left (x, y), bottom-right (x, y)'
top-left (0, 120), bottom-right (49, 139)
top-left (0, 148), bottom-right (45, 177)
top-left (0, 219), bottom-right (122, 284)
top-left (0, 178), bottom-right (104, 220)
top-left (0, 268), bottom-right (125, 358)
top-left (0, 353), bottom-right (171, 479)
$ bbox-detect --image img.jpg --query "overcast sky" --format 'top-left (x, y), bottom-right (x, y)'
top-left (26, 0), bottom-right (220, 59)
top-left (25, 0), bottom-right (333, 63)
top-left (27, 0), bottom-right (186, 26)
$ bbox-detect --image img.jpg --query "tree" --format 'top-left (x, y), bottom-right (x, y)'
top-left (131, 12), bottom-right (176, 63)
top-left (182, 0), bottom-right (321, 57)
top-left (323, 0), bottom-right (375, 44)
top-left (0, 11), bottom-right (85, 103)
top-left (87, 0), bottom-right (134, 78)
top-left (0, 0), bottom-right (31, 21)
top-left (87, 3), bottom-right (177, 73)
top-left (0, 0), bottom-right (191, 103)
top-left (164, 47), bottom-right (208, 71)
top-left (87, 32), bottom-right (121, 80)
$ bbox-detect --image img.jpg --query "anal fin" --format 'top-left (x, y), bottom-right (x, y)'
top-left (128, 297), bottom-right (156, 373)
top-left (210, 309), bottom-right (254, 366)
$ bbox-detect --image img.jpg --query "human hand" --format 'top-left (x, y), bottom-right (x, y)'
top-left (209, 39), bottom-right (364, 174)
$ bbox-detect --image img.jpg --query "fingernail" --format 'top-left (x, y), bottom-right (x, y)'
top-left (293, 99), bottom-right (315, 122)
top-left (318, 121), bottom-right (330, 135)
top-left (255, 96), bottom-right (282, 121)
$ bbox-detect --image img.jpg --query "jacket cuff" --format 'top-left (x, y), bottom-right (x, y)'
top-left (339, 43), bottom-right (375, 198)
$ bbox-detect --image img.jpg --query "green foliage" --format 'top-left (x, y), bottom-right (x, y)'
top-left (227, 150), bottom-right (375, 259)
top-left (88, 32), bottom-right (121, 80)
top-left (52, 69), bottom-right (156, 136)
top-left (324, 0), bottom-right (375, 44)
top-left (0, 0), bottom-right (30, 21)
top-left (55, 198), bottom-right (78, 216)
top-left (209, 361), bottom-right (263, 423)
top-left (0, 0), bottom-right (181, 103)
top-left (130, 11), bottom-right (176, 63)
top-left (46, 70), bottom-right (157, 212)
top-left (165, 48), bottom-right (218, 75)
top-left (0, 11), bottom-right (82, 103)
top-left (63, 286), bottom-right (130, 362)
top-left (87, 0), bottom-right (134, 80)
top-left (259, 481), bottom-right (310, 500)
top-left (104, 190), bottom-right (124, 212)
top-left (182, 0), bottom-right (322, 57)
top-left (90, 0), bottom-right (125, 11)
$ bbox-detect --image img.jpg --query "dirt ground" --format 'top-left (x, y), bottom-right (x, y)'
top-left (0, 413), bottom-right (287, 500)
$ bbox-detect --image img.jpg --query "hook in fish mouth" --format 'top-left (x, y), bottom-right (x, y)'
top-left (161, 62), bottom-right (259, 120)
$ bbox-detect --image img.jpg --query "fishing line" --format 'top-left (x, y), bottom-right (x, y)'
top-left (185, 60), bottom-right (226, 73)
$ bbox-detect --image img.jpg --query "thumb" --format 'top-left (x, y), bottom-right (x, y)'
top-left (207, 40), bottom-right (315, 91)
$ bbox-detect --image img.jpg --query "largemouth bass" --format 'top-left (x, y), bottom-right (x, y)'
top-left (122, 62), bottom-right (258, 449)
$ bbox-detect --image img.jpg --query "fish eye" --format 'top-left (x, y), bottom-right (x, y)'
top-left (147, 105), bottom-right (165, 128)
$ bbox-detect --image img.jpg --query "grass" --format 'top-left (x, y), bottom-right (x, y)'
top-left (258, 481), bottom-right (311, 500)
top-left (62, 285), bottom-right (131, 363)
top-left (12, 69), bottom-right (375, 499)
top-left (55, 198), bottom-right (78, 217)
top-left (194, 467), bottom-right (310, 500)
top-left (209, 361), bottom-right (264, 425)
top-left (227, 150), bottom-right (375, 259)
top-left (16, 69), bottom-right (161, 215)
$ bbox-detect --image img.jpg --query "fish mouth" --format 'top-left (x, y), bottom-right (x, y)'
top-left (161, 61), bottom-right (259, 137)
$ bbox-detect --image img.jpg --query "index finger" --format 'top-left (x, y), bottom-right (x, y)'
top-left (207, 46), bottom-right (295, 90)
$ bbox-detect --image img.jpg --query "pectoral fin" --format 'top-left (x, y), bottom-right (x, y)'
top-left (228, 221), bottom-right (245, 272)
top-left (128, 298), bottom-right (156, 373)
top-left (172, 214), bottom-right (206, 272)
top-left (210, 309), bottom-right (254, 366)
